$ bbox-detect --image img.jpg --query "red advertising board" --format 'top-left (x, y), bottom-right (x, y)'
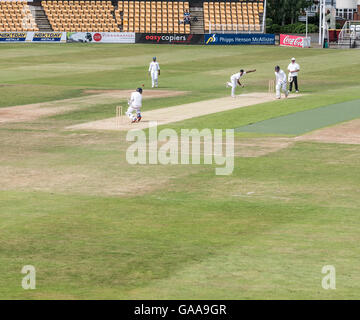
top-left (280, 34), bottom-right (310, 48)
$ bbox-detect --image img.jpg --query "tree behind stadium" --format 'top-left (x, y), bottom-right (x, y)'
top-left (267, 0), bottom-right (314, 26)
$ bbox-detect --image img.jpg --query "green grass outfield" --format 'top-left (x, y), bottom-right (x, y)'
top-left (1, 43), bottom-right (360, 299)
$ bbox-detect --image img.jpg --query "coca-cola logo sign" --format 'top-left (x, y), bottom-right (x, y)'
top-left (283, 36), bottom-right (304, 46)
top-left (280, 34), bottom-right (305, 48)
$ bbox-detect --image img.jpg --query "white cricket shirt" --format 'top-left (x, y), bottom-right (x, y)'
top-left (231, 71), bottom-right (246, 82)
top-left (149, 61), bottom-right (160, 73)
top-left (130, 92), bottom-right (142, 107)
top-left (288, 62), bottom-right (300, 77)
top-left (275, 70), bottom-right (287, 84)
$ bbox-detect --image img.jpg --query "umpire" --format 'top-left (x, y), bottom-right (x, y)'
top-left (287, 57), bottom-right (300, 93)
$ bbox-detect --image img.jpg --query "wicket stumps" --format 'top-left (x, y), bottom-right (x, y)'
top-left (268, 80), bottom-right (275, 93)
top-left (116, 105), bottom-right (125, 126)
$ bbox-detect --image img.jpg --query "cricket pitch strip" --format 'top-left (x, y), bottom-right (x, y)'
top-left (68, 92), bottom-right (300, 132)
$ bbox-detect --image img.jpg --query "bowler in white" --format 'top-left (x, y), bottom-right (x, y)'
top-left (226, 69), bottom-right (256, 98)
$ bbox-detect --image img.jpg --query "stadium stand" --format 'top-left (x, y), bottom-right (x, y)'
top-left (42, 0), bottom-right (119, 32)
top-left (0, 0), bottom-right (265, 34)
top-left (203, 1), bottom-right (264, 32)
top-left (0, 0), bottom-right (39, 32)
top-left (117, 1), bottom-right (191, 34)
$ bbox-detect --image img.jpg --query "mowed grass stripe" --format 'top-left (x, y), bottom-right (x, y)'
top-left (236, 99), bottom-right (360, 135)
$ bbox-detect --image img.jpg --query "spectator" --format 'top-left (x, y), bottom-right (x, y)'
top-left (184, 9), bottom-right (191, 25)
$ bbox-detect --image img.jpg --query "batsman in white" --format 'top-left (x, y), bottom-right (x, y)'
top-left (274, 65), bottom-right (289, 99)
top-left (126, 87), bottom-right (143, 123)
top-left (148, 56), bottom-right (160, 88)
top-left (226, 69), bottom-right (256, 98)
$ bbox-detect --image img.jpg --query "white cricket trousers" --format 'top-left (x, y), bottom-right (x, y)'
top-left (227, 79), bottom-right (238, 97)
top-left (276, 82), bottom-right (288, 99)
top-left (151, 72), bottom-right (158, 88)
top-left (126, 105), bottom-right (141, 120)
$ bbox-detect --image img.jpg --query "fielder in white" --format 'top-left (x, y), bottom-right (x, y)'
top-left (148, 56), bottom-right (160, 88)
top-left (126, 87), bottom-right (143, 123)
top-left (274, 65), bottom-right (289, 99)
top-left (226, 69), bottom-right (256, 98)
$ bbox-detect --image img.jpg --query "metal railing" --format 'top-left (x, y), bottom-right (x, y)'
top-left (338, 21), bottom-right (360, 47)
top-left (208, 22), bottom-right (264, 34)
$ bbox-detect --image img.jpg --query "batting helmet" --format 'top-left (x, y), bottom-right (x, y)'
top-left (153, 56), bottom-right (156, 61)
top-left (136, 87), bottom-right (143, 94)
top-left (275, 65), bottom-right (280, 72)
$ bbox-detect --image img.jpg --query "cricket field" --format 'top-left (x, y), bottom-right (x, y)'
top-left (0, 43), bottom-right (359, 299)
